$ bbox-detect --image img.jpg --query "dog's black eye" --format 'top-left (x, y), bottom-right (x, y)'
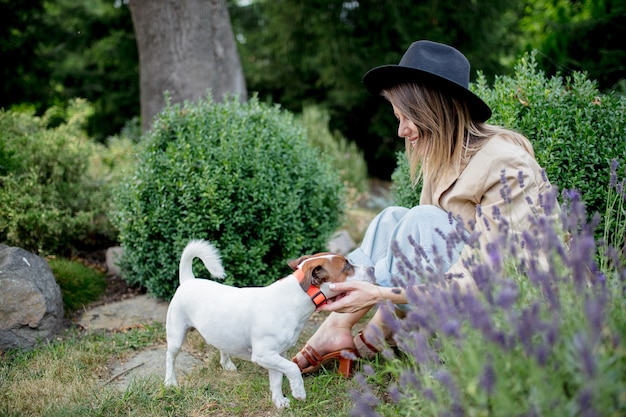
top-left (343, 262), bottom-right (353, 273)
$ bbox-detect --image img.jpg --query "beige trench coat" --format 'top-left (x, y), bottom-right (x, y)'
top-left (420, 135), bottom-right (556, 289)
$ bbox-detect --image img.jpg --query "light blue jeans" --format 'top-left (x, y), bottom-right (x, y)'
top-left (348, 205), bottom-right (465, 288)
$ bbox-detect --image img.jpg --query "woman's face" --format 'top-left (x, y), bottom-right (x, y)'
top-left (392, 104), bottom-right (420, 148)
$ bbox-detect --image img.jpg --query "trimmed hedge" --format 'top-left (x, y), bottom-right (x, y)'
top-left (111, 95), bottom-right (345, 299)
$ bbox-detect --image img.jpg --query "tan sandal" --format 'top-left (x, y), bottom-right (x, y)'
top-left (354, 330), bottom-right (379, 359)
top-left (292, 343), bottom-right (356, 377)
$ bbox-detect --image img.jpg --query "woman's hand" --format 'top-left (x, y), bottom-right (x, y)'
top-left (317, 281), bottom-right (383, 313)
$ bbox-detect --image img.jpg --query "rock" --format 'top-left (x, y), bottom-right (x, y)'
top-left (106, 246), bottom-right (124, 276)
top-left (327, 230), bottom-right (356, 255)
top-left (107, 345), bottom-right (202, 391)
top-left (78, 294), bottom-right (169, 331)
top-left (0, 245), bottom-right (64, 350)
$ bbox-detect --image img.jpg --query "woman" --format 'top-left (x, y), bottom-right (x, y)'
top-left (292, 40), bottom-right (555, 376)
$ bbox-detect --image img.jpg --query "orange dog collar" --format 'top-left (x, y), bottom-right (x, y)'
top-left (307, 285), bottom-right (327, 307)
top-left (293, 268), bottom-right (327, 307)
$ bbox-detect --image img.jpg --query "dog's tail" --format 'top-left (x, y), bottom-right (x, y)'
top-left (179, 239), bottom-right (226, 284)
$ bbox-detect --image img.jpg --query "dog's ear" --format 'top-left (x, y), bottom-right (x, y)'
top-left (310, 265), bottom-right (330, 287)
top-left (287, 255), bottom-right (311, 271)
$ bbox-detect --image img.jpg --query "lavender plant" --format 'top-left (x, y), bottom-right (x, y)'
top-left (352, 162), bottom-right (626, 417)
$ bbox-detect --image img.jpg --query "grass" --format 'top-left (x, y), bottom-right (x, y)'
top-left (0, 320), bottom-right (377, 416)
top-left (48, 257), bottom-right (108, 315)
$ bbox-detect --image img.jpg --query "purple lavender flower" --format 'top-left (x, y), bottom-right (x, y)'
top-left (495, 281), bottom-right (519, 309)
top-left (397, 330), bottom-right (438, 365)
top-left (351, 373), bottom-right (382, 417)
top-left (486, 242), bottom-right (503, 272)
top-left (388, 384), bottom-right (401, 403)
top-left (609, 159), bottom-right (619, 188)
top-left (491, 205), bottom-right (501, 221)
top-left (441, 318), bottom-right (461, 338)
top-left (350, 390), bottom-right (381, 417)
top-left (525, 195), bottom-right (534, 206)
top-left (516, 303), bottom-right (540, 355)
top-left (499, 169), bottom-right (513, 204)
top-left (488, 330), bottom-right (511, 350)
top-left (464, 292), bottom-right (494, 334)
top-left (583, 296), bottom-right (607, 351)
top-left (433, 369), bottom-right (459, 400)
top-left (540, 187), bottom-right (559, 215)
top-left (569, 234), bottom-right (599, 293)
top-left (469, 264), bottom-right (493, 298)
top-left (422, 388), bottom-right (437, 402)
top-left (479, 358), bottom-right (496, 395)
top-left (399, 370), bottom-right (421, 390)
top-left (576, 386), bottom-right (597, 417)
top-left (518, 170), bottom-right (526, 188)
top-left (533, 343), bottom-right (550, 366)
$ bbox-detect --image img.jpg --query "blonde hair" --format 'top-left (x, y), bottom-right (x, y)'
top-left (383, 83), bottom-right (535, 188)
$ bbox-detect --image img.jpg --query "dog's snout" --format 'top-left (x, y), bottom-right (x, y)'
top-left (366, 266), bottom-right (375, 279)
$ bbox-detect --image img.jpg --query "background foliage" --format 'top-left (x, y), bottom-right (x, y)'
top-left (519, 0), bottom-right (626, 92)
top-left (296, 103), bottom-right (369, 195)
top-left (2, 0), bottom-right (624, 177)
top-left (110, 95), bottom-right (345, 299)
top-left (0, 99), bottom-right (120, 255)
top-left (0, 0), bottom-right (138, 140)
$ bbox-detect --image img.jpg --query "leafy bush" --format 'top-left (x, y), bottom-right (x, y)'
top-left (48, 257), bottom-right (107, 315)
top-left (110, 95), bottom-right (345, 300)
top-left (389, 150), bottom-right (418, 208)
top-left (392, 52), bottom-right (626, 231)
top-left (0, 99), bottom-right (121, 255)
top-left (297, 104), bottom-right (369, 196)
top-left (476, 52), bottom-right (626, 223)
top-left (353, 165), bottom-right (626, 416)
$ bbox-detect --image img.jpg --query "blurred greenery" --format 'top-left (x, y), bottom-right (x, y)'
top-left (0, 0), bottom-right (138, 140)
top-left (1, 0), bottom-right (624, 178)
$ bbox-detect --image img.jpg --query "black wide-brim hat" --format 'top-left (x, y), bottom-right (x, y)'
top-left (363, 40), bottom-right (492, 122)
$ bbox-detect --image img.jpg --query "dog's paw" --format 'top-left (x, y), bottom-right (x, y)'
top-left (220, 360), bottom-right (237, 371)
top-left (220, 352), bottom-right (238, 371)
top-left (163, 378), bottom-right (178, 387)
top-left (272, 395), bottom-right (291, 409)
top-left (290, 383), bottom-right (306, 401)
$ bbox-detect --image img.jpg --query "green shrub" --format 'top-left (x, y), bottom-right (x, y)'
top-left (390, 150), bottom-right (419, 208)
top-left (0, 99), bottom-right (120, 255)
top-left (392, 51), bottom-right (626, 238)
top-left (477, 52), bottom-right (626, 224)
top-left (48, 257), bottom-right (107, 315)
top-left (110, 95), bottom-right (345, 300)
top-left (297, 104), bottom-right (369, 196)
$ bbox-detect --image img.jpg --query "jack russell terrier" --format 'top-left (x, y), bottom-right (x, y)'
top-left (164, 239), bottom-right (373, 409)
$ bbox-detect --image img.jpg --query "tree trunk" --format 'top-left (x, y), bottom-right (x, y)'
top-left (129, 0), bottom-right (246, 132)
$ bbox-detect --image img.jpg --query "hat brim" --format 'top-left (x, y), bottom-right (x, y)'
top-left (363, 65), bottom-right (492, 123)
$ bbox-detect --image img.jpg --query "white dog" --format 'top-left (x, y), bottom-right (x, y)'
top-left (164, 239), bottom-right (373, 408)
